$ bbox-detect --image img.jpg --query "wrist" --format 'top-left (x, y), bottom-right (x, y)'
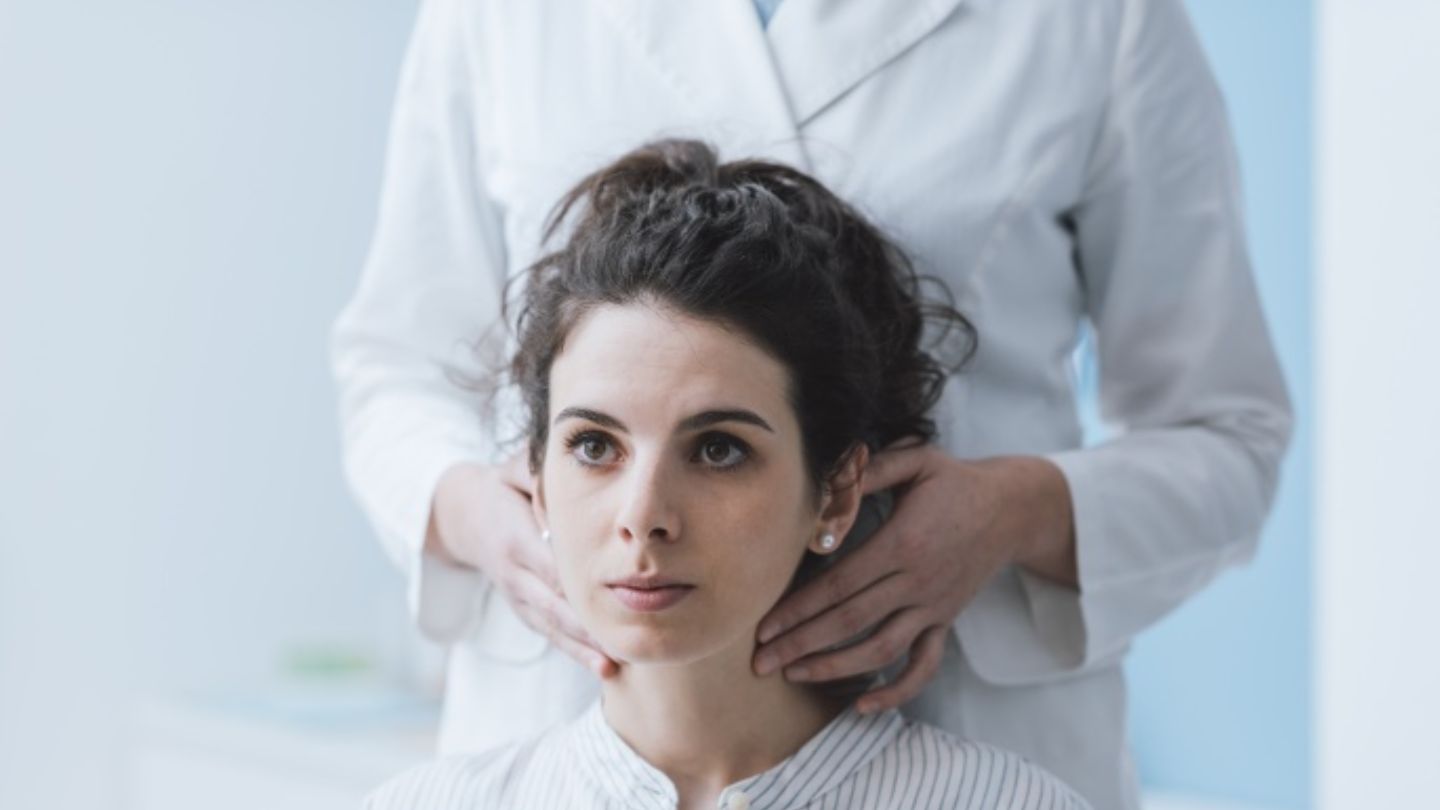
top-left (999, 456), bottom-right (1078, 587)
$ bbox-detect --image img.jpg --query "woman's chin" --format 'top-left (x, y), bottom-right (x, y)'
top-left (593, 624), bottom-right (716, 667)
top-left (604, 632), bottom-right (691, 664)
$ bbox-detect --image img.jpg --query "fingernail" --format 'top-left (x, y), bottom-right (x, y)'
top-left (755, 651), bottom-right (778, 675)
top-left (757, 622), bottom-right (780, 644)
top-left (786, 665), bottom-right (810, 681)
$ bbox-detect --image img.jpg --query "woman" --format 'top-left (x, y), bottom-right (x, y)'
top-left (365, 140), bottom-right (1090, 809)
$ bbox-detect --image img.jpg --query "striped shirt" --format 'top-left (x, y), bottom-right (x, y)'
top-left (365, 700), bottom-right (1092, 809)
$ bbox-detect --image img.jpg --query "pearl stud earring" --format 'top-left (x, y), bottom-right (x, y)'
top-left (542, 529), bottom-right (552, 544)
top-left (819, 532), bottom-right (837, 551)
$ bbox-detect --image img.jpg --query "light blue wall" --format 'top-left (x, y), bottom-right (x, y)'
top-left (1119, 2), bottom-right (1313, 807)
top-left (0, 3), bottom-right (417, 808)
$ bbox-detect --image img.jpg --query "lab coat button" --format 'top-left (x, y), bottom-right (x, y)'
top-left (721, 790), bottom-right (751, 810)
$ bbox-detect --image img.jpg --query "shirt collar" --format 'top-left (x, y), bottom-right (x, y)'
top-left (570, 698), bottom-right (906, 810)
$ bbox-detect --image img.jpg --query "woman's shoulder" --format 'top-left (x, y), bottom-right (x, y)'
top-left (363, 730), bottom-right (560, 810)
top-left (873, 717), bottom-right (1094, 810)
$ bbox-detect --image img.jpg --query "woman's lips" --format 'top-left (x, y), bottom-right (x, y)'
top-left (607, 584), bottom-right (695, 612)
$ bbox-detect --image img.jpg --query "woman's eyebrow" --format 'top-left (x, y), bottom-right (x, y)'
top-left (552, 406), bottom-right (774, 434)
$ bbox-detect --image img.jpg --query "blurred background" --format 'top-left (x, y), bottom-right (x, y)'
top-left (1, 1), bottom-right (1434, 809)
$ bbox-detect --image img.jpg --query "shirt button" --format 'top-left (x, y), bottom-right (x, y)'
top-left (721, 790), bottom-right (751, 810)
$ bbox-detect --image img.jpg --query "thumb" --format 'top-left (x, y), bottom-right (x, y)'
top-left (860, 443), bottom-right (927, 494)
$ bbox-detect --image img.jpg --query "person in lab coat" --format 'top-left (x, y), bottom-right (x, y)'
top-left (329, 1), bottom-right (1293, 808)
top-left (366, 135), bottom-right (1092, 810)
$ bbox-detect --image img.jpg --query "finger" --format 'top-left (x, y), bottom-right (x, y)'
top-left (859, 444), bottom-right (928, 495)
top-left (855, 624), bottom-right (948, 715)
top-left (551, 597), bottom-right (613, 666)
top-left (516, 599), bottom-right (614, 677)
top-left (547, 621), bottom-right (619, 678)
top-left (884, 434), bottom-right (927, 451)
top-left (775, 607), bottom-right (929, 684)
top-left (519, 572), bottom-right (596, 649)
top-left (512, 569), bottom-right (610, 655)
top-left (510, 571), bottom-right (618, 675)
top-left (506, 568), bottom-right (566, 640)
top-left (756, 528), bottom-right (906, 645)
top-left (510, 526), bottom-right (566, 596)
top-left (753, 572), bottom-right (909, 675)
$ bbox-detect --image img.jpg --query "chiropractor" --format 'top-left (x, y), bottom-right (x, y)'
top-left (329, 1), bottom-right (1293, 807)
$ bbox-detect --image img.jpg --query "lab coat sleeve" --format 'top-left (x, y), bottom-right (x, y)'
top-left (967, 0), bottom-right (1294, 682)
top-left (329, 0), bottom-right (509, 644)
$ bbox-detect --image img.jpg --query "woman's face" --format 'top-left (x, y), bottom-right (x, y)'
top-left (534, 301), bottom-right (846, 666)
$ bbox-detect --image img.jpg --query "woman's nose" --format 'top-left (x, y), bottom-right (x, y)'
top-left (615, 454), bottom-right (682, 544)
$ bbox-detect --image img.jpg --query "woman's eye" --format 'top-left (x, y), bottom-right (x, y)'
top-left (697, 434), bottom-right (748, 469)
top-left (564, 430), bottom-right (747, 471)
top-left (566, 432), bottom-right (616, 466)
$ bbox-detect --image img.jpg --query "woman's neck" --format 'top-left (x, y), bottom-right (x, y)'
top-left (600, 636), bottom-right (849, 801)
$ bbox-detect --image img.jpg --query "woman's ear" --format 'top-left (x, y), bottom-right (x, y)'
top-left (810, 442), bottom-right (869, 554)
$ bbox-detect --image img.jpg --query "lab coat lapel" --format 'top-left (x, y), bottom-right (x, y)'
top-left (593, 0), bottom-right (810, 170)
top-left (592, 0), bottom-right (969, 165)
top-left (766, 0), bottom-right (970, 125)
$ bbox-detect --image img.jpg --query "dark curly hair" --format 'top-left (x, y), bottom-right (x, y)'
top-left (472, 138), bottom-right (976, 701)
top-left (503, 139), bottom-right (974, 493)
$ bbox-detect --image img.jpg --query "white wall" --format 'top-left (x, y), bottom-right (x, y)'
top-left (1316, 2), bottom-right (1440, 806)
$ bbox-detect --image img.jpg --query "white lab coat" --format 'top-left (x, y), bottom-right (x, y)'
top-left (329, 1), bottom-right (1294, 808)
